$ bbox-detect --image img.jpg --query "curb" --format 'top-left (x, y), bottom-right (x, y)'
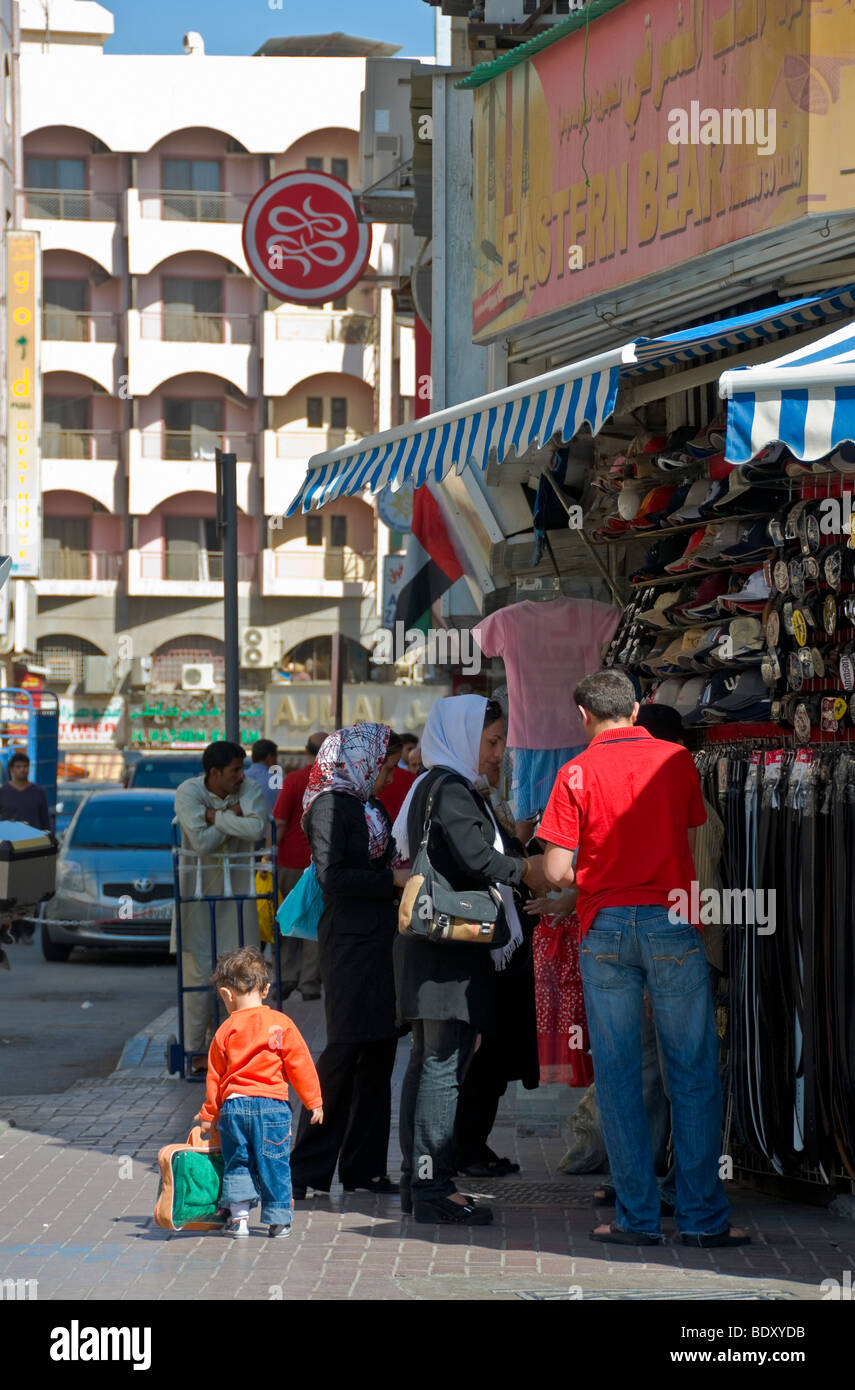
top-left (115, 1006), bottom-right (178, 1076)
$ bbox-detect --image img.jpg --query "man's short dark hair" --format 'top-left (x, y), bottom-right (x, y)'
top-left (8, 751), bottom-right (29, 769)
top-left (635, 703), bottom-right (685, 745)
top-left (251, 739), bottom-right (278, 763)
top-left (306, 731), bottom-right (328, 756)
top-left (574, 669), bottom-right (636, 721)
top-left (397, 731), bottom-right (419, 748)
top-left (202, 740), bottom-right (245, 773)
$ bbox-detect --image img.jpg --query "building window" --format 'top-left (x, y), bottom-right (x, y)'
top-left (331, 158), bottom-right (349, 183)
top-left (152, 642), bottom-right (225, 684)
top-left (161, 276), bottom-right (223, 342)
top-left (163, 399), bottom-right (223, 459)
top-left (42, 396), bottom-right (91, 458)
top-left (25, 156), bottom-right (86, 218)
top-left (306, 396), bottom-right (324, 429)
top-left (162, 158), bottom-right (221, 221)
top-left (305, 515), bottom-right (323, 547)
top-left (43, 278), bottom-right (89, 341)
top-left (305, 156), bottom-right (323, 171)
top-left (330, 397), bottom-right (348, 430)
top-left (331, 295), bottom-right (347, 311)
top-left (3, 57), bottom-right (11, 129)
top-left (329, 515), bottom-right (348, 549)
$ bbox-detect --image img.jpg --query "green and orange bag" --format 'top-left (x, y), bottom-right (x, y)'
top-left (154, 1126), bottom-right (225, 1231)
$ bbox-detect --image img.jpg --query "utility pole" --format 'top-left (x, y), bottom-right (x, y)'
top-left (330, 632), bottom-right (344, 731)
top-left (216, 451), bottom-right (240, 743)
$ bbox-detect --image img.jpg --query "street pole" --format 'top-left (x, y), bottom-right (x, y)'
top-left (216, 451), bottom-right (240, 744)
top-left (330, 631), bottom-right (344, 730)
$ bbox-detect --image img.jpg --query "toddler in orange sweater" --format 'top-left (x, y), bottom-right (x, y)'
top-left (195, 946), bottom-right (323, 1238)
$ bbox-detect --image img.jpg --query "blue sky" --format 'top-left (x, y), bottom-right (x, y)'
top-left (103, 0), bottom-right (435, 57)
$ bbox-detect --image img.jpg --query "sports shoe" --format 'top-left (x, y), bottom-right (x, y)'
top-left (222, 1216), bottom-right (249, 1238)
top-left (268, 1223), bottom-right (291, 1238)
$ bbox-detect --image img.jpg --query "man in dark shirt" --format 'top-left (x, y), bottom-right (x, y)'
top-left (0, 751), bottom-right (50, 943)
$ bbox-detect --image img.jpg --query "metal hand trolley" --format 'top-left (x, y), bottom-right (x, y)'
top-left (166, 820), bottom-right (284, 1080)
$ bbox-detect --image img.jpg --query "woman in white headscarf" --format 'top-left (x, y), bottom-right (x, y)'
top-left (392, 694), bottom-right (548, 1226)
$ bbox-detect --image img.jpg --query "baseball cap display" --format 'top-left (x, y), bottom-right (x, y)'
top-left (718, 569), bottom-right (771, 611)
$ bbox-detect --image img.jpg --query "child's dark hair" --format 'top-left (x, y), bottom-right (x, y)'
top-left (211, 946), bottom-right (269, 995)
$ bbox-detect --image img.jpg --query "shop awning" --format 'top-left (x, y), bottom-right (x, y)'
top-left (287, 285), bottom-right (855, 514)
top-left (719, 318), bottom-right (855, 464)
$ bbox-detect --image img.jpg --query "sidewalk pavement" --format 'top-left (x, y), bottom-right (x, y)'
top-left (1, 998), bottom-right (854, 1302)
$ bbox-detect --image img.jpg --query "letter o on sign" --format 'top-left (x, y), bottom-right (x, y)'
top-left (242, 171), bottom-right (372, 304)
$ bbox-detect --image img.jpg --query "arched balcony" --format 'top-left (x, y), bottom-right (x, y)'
top-left (41, 372), bottom-right (125, 514)
top-left (22, 126), bottom-right (123, 275)
top-left (262, 371), bottom-right (375, 518)
top-left (126, 493), bottom-right (256, 598)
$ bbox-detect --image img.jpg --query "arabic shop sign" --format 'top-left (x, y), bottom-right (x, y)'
top-left (472, 0), bottom-right (855, 339)
top-left (59, 696), bottom-right (124, 746)
top-left (129, 699), bottom-right (264, 748)
top-left (265, 682), bottom-right (452, 748)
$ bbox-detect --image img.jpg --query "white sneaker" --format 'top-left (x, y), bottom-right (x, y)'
top-left (268, 1223), bottom-right (291, 1238)
top-left (223, 1216), bottom-right (249, 1238)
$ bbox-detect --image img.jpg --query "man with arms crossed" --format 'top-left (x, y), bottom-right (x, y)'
top-left (538, 670), bottom-right (748, 1248)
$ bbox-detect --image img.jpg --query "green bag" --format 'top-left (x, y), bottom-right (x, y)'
top-left (154, 1127), bottom-right (226, 1231)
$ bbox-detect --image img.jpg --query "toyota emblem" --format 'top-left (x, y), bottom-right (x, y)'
top-left (133, 878), bottom-right (154, 893)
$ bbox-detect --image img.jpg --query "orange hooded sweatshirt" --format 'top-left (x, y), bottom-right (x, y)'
top-left (199, 1005), bottom-right (322, 1122)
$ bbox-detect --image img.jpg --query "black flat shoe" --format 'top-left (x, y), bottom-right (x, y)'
top-left (458, 1158), bottom-right (520, 1177)
top-left (413, 1195), bottom-right (493, 1226)
top-left (401, 1186), bottom-right (476, 1216)
top-left (342, 1176), bottom-right (399, 1195)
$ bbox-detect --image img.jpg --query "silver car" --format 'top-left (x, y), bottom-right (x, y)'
top-left (41, 788), bottom-right (177, 961)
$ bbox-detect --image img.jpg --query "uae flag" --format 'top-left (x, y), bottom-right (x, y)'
top-left (392, 314), bottom-right (463, 630)
top-left (393, 482), bottom-right (464, 632)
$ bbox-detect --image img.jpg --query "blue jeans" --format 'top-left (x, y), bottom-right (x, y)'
top-left (218, 1095), bottom-right (293, 1226)
top-left (400, 1020), bottom-right (478, 1201)
top-left (579, 906), bottom-right (729, 1238)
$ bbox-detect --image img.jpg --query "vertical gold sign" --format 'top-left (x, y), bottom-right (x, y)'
top-left (6, 230), bottom-right (41, 576)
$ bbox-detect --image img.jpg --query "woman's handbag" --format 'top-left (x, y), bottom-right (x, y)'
top-left (398, 774), bottom-right (510, 947)
top-left (276, 863), bottom-right (322, 941)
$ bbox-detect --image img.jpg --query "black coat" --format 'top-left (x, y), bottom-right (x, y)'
top-left (393, 768), bottom-right (526, 1030)
top-left (304, 790), bottom-right (397, 1044)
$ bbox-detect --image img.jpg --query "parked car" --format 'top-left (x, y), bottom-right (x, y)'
top-left (41, 789), bottom-right (177, 961)
top-left (124, 752), bottom-right (203, 790)
top-left (54, 781), bottom-right (122, 840)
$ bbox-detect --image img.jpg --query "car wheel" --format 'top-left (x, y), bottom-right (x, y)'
top-left (41, 924), bottom-right (71, 962)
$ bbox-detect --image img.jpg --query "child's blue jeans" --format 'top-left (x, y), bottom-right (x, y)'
top-left (218, 1096), bottom-right (293, 1226)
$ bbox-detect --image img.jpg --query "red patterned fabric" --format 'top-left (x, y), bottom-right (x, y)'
top-left (533, 913), bottom-right (594, 1087)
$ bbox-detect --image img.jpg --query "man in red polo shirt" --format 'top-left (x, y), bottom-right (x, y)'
top-left (273, 731), bottom-right (327, 1001)
top-left (539, 669), bottom-right (748, 1250)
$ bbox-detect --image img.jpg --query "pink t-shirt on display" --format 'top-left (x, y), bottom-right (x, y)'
top-left (472, 598), bottom-right (622, 750)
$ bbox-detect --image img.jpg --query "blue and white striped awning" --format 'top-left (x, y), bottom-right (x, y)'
top-left (719, 318), bottom-right (855, 464)
top-left (287, 285), bottom-right (855, 513)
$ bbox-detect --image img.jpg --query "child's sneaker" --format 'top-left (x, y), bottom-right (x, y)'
top-left (222, 1216), bottom-right (249, 1238)
top-left (268, 1223), bottom-right (291, 1239)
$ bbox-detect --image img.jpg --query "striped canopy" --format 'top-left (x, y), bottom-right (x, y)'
top-left (287, 285), bottom-right (855, 514)
top-left (719, 318), bottom-right (855, 464)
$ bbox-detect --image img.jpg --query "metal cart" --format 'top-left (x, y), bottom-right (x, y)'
top-left (166, 820), bottom-right (284, 1080)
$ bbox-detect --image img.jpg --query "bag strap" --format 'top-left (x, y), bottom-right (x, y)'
top-left (418, 771), bottom-right (455, 850)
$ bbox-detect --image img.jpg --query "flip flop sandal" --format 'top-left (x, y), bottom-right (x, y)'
top-left (590, 1224), bottom-right (664, 1246)
top-left (592, 1185), bottom-right (676, 1218)
top-left (681, 1230), bottom-right (751, 1248)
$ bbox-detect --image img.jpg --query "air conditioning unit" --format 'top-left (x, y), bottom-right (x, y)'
top-left (358, 58), bottom-right (416, 224)
top-left (129, 656), bottom-right (153, 687)
top-left (84, 656), bottom-right (113, 694)
top-left (240, 627), bottom-right (280, 669)
top-left (181, 662), bottom-right (215, 691)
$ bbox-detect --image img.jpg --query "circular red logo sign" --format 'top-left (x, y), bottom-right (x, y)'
top-left (242, 171), bottom-right (372, 304)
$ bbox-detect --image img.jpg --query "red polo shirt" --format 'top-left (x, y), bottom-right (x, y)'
top-left (537, 725), bottom-right (706, 936)
top-left (272, 763), bottom-right (313, 869)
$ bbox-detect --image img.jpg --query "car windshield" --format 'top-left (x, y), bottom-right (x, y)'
top-left (69, 800), bottom-right (175, 850)
top-left (132, 759), bottom-right (202, 789)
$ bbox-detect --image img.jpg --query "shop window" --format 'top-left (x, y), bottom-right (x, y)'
top-left (306, 396), bottom-right (324, 429)
top-left (330, 397), bottom-right (348, 430)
